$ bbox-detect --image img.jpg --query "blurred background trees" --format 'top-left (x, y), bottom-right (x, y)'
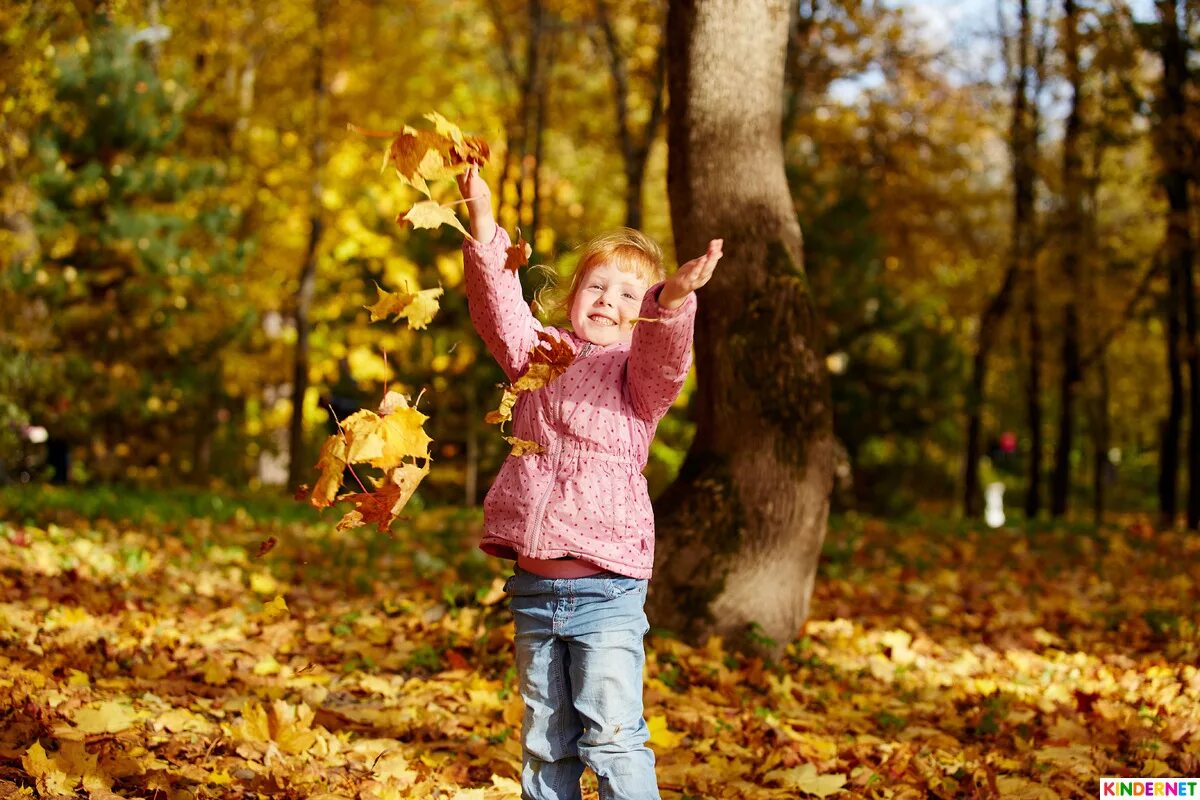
top-left (1, 0), bottom-right (1196, 528)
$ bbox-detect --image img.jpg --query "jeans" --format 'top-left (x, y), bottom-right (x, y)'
top-left (503, 564), bottom-right (660, 800)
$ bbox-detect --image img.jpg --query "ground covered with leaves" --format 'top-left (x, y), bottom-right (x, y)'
top-left (1, 487), bottom-right (1197, 799)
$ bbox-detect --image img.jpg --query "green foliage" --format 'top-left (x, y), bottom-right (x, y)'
top-left (794, 166), bottom-right (966, 514)
top-left (6, 21), bottom-right (250, 481)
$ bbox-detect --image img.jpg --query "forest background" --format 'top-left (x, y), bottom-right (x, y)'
top-left (2, 0), bottom-right (1193, 528)
top-left (2, 1), bottom-right (1200, 798)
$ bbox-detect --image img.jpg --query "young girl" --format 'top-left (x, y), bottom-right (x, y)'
top-left (457, 166), bottom-right (721, 800)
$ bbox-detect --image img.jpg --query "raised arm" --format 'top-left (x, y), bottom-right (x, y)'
top-left (626, 282), bottom-right (698, 422)
top-left (626, 239), bottom-right (722, 422)
top-left (458, 167), bottom-right (544, 382)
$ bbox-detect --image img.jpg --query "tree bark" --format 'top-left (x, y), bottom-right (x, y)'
top-left (1154, 0), bottom-right (1194, 528)
top-left (1051, 0), bottom-right (1085, 517)
top-left (1091, 354), bottom-right (1110, 525)
top-left (650, 0), bottom-right (834, 662)
top-left (286, 0), bottom-right (327, 491)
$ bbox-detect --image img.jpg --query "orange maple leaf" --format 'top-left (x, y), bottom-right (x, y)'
top-left (504, 231), bottom-right (532, 272)
top-left (511, 331), bottom-right (575, 393)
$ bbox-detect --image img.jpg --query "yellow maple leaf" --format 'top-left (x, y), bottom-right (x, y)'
top-left (485, 388), bottom-right (518, 426)
top-left (400, 200), bottom-right (468, 237)
top-left (311, 434), bottom-right (349, 508)
top-left (260, 595), bottom-right (289, 621)
top-left (365, 284), bottom-right (444, 330)
top-left (647, 714), bottom-right (684, 748)
top-left (73, 700), bottom-right (138, 734)
top-left (504, 436), bottom-right (545, 457)
top-left (424, 111), bottom-right (465, 147)
top-left (23, 742), bottom-right (73, 796)
top-left (374, 409), bottom-right (432, 466)
top-left (232, 700), bottom-right (319, 755)
top-left (400, 287), bottom-right (444, 330)
top-left (763, 764), bottom-right (846, 797)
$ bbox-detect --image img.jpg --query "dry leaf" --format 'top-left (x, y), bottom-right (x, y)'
top-left (511, 331), bottom-right (575, 392)
top-left (485, 387), bottom-right (519, 426)
top-left (504, 231), bottom-right (532, 272)
top-left (400, 201), bottom-right (468, 237)
top-left (365, 284), bottom-right (445, 330)
top-left (504, 436), bottom-right (545, 456)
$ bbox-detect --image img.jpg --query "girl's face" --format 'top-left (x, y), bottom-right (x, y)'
top-left (569, 262), bottom-right (650, 346)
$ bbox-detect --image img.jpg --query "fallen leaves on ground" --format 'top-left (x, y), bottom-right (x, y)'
top-left (0, 507), bottom-right (1196, 799)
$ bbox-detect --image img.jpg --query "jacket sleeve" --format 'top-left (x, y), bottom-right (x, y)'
top-left (625, 281), bottom-right (698, 423)
top-left (463, 226), bottom-right (545, 383)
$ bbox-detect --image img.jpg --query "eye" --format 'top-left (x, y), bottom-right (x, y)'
top-left (622, 292), bottom-right (636, 299)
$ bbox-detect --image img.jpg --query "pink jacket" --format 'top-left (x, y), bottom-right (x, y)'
top-left (464, 227), bottom-right (697, 580)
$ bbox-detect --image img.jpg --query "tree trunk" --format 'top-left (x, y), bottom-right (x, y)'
top-left (650, 0), bottom-right (834, 662)
top-left (964, 0), bottom-right (1037, 519)
top-left (286, 0), bottom-right (327, 491)
top-left (1091, 354), bottom-right (1110, 525)
top-left (963, 268), bottom-right (1018, 517)
top-left (1155, 0), bottom-right (1193, 529)
top-left (1051, 0), bottom-right (1085, 517)
top-left (1011, 0), bottom-right (1043, 519)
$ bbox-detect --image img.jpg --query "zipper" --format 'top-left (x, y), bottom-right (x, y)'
top-left (527, 338), bottom-right (589, 555)
top-left (526, 437), bottom-right (561, 555)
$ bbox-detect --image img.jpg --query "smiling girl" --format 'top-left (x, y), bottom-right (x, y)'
top-left (456, 165), bottom-right (721, 800)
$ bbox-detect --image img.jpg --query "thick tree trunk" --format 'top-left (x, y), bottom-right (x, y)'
top-left (286, 0), bottom-right (327, 491)
top-left (1155, 0), bottom-right (1193, 528)
top-left (1051, 0), bottom-right (1085, 518)
top-left (650, 0), bottom-right (834, 662)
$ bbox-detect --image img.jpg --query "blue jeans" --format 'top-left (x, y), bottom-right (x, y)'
top-left (503, 564), bottom-right (660, 800)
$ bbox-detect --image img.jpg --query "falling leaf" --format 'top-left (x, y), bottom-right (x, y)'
top-left (365, 283), bottom-right (444, 330)
top-left (311, 434), bottom-right (349, 509)
top-left (293, 484), bottom-right (310, 501)
top-left (337, 460), bottom-right (430, 533)
top-left (255, 537), bottom-right (277, 558)
top-left (511, 331), bottom-right (575, 392)
top-left (504, 231), bottom-right (532, 272)
top-left (401, 200), bottom-right (468, 237)
top-left (374, 408), bottom-right (434, 467)
top-left (485, 387), bottom-right (518, 426)
top-left (504, 436), bottom-right (545, 456)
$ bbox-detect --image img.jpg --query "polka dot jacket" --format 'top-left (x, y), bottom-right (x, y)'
top-left (463, 227), bottom-right (698, 580)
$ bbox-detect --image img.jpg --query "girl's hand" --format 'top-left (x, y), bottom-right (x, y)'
top-left (659, 239), bottom-right (723, 310)
top-left (456, 165), bottom-right (496, 242)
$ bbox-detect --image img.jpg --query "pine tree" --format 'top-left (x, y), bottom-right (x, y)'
top-left (14, 21), bottom-right (250, 482)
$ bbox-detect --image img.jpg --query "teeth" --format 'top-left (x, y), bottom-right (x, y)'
top-left (589, 315), bottom-right (615, 326)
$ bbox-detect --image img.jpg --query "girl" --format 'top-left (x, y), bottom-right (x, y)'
top-left (457, 165), bottom-right (721, 800)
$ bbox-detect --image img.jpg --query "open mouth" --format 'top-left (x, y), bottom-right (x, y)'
top-left (588, 314), bottom-right (617, 327)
